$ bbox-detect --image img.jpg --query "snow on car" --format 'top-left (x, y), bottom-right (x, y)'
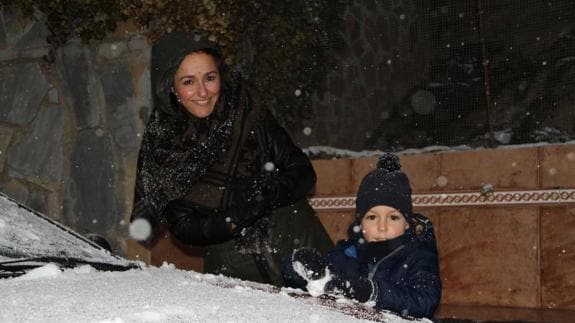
top-left (0, 193), bottom-right (429, 323)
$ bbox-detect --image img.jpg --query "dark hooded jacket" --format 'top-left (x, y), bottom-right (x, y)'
top-left (327, 213), bottom-right (441, 319)
top-left (130, 31), bottom-right (328, 255)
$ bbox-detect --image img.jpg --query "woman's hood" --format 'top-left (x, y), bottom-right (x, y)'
top-left (150, 31), bottom-right (221, 115)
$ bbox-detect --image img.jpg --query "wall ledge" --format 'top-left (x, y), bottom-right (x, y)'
top-left (310, 188), bottom-right (575, 210)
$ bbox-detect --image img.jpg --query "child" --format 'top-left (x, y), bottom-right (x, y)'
top-left (283, 153), bottom-right (441, 320)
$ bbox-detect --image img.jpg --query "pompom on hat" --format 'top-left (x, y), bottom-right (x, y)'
top-left (355, 153), bottom-right (413, 221)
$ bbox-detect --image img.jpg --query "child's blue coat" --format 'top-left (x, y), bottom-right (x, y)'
top-left (283, 213), bottom-right (441, 320)
top-left (327, 217), bottom-right (441, 319)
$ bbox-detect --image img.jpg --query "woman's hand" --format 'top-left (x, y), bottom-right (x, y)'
top-left (164, 201), bottom-right (234, 245)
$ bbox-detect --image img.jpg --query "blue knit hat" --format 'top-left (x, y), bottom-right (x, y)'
top-left (355, 153), bottom-right (413, 221)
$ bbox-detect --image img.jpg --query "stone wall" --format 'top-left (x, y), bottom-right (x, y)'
top-left (0, 1), bottom-right (427, 255)
top-left (0, 8), bottom-right (150, 254)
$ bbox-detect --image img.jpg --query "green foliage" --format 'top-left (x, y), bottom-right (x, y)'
top-left (4, 0), bottom-right (348, 127)
top-left (4, 0), bottom-right (126, 46)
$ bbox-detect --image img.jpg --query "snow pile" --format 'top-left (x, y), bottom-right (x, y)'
top-left (1, 263), bottom-right (428, 323)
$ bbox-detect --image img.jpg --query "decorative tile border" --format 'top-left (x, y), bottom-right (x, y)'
top-left (309, 189), bottom-right (575, 210)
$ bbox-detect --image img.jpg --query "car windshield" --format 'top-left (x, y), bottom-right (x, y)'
top-left (0, 193), bottom-right (138, 277)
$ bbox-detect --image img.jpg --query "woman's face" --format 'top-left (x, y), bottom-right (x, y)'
top-left (361, 205), bottom-right (409, 242)
top-left (172, 52), bottom-right (221, 118)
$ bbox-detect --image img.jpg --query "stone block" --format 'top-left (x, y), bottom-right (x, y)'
top-left (0, 127), bottom-right (13, 173)
top-left (540, 144), bottom-right (575, 189)
top-left (439, 148), bottom-right (539, 191)
top-left (99, 62), bottom-right (139, 153)
top-left (401, 153), bottom-right (442, 193)
top-left (57, 42), bottom-right (101, 129)
top-left (541, 206), bottom-right (575, 309)
top-left (351, 156), bottom-right (378, 192)
top-left (7, 105), bottom-right (63, 182)
top-left (0, 63), bottom-right (47, 125)
top-left (64, 129), bottom-right (122, 236)
top-left (0, 10), bottom-right (6, 47)
top-left (316, 210), bottom-right (355, 243)
top-left (311, 159), bottom-right (352, 196)
top-left (14, 19), bottom-right (49, 51)
top-left (438, 206), bottom-right (539, 307)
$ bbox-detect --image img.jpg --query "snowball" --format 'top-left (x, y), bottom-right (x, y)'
top-left (302, 266), bottom-right (332, 297)
top-left (303, 127), bottom-right (312, 136)
top-left (264, 162), bottom-right (276, 172)
top-left (294, 89), bottom-right (302, 97)
top-left (129, 218), bottom-right (152, 241)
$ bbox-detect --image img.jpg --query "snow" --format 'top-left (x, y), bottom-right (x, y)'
top-left (0, 263), bottom-right (427, 323)
top-left (292, 260), bottom-right (332, 297)
top-left (303, 140), bottom-right (575, 158)
top-left (0, 193), bottom-right (428, 323)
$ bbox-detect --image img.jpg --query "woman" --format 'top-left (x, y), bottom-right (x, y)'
top-left (130, 31), bottom-right (333, 286)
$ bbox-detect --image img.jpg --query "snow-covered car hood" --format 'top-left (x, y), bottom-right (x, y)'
top-left (0, 192), bottom-right (429, 322)
top-left (2, 262), bottom-right (430, 323)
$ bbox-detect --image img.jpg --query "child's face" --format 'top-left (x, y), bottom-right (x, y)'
top-left (361, 205), bottom-right (409, 242)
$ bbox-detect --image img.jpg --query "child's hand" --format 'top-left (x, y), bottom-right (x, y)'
top-left (324, 276), bottom-right (375, 303)
top-left (291, 247), bottom-right (333, 296)
top-left (291, 247), bottom-right (329, 281)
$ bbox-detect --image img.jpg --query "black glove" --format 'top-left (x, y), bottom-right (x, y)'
top-left (291, 247), bottom-right (330, 281)
top-left (324, 275), bottom-right (375, 303)
top-left (224, 198), bottom-right (272, 233)
top-left (164, 201), bottom-right (234, 246)
top-left (225, 174), bottom-right (277, 231)
top-left (232, 173), bottom-right (279, 209)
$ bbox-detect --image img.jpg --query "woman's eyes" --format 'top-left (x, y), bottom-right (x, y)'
top-left (181, 74), bottom-right (217, 86)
